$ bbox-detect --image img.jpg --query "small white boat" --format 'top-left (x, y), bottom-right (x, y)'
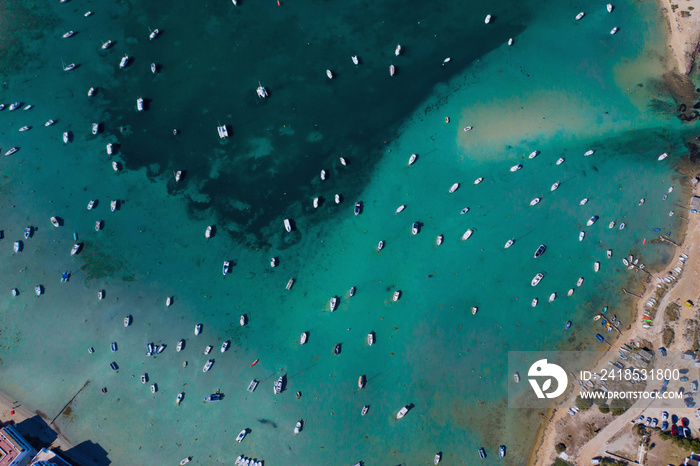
top-left (436, 234), bottom-right (443, 246)
top-left (463, 126), bottom-right (473, 132)
top-left (92, 123), bottom-right (99, 134)
top-left (508, 38), bottom-right (514, 46)
top-left (45, 120), bottom-right (55, 126)
top-left (411, 222), bottom-right (419, 235)
top-left (98, 290), bottom-right (104, 300)
top-left (300, 332), bottom-right (308, 345)
top-left (668, 187), bottom-right (673, 193)
top-left (510, 164), bottom-right (522, 172)
top-left (35, 286), bottom-right (41, 296)
top-left (550, 181), bottom-right (560, 191)
top-left (575, 12), bottom-right (585, 20)
top-left (389, 65), bottom-right (395, 76)
top-left (166, 296), bottom-right (173, 307)
top-left (256, 83), bottom-right (268, 98)
top-left (240, 315), bottom-right (247, 326)
top-left (579, 231), bottom-right (585, 241)
top-left (124, 315), bottom-right (131, 327)
top-left (112, 161), bottom-right (119, 171)
top-left (119, 55), bottom-right (129, 69)
top-left (313, 197), bottom-right (319, 208)
top-left (173, 170), bottom-right (182, 182)
top-left (377, 240), bottom-right (385, 251)
top-left (137, 97), bottom-right (144, 112)
top-left (471, 306), bottom-right (478, 315)
top-left (408, 153), bottom-right (417, 165)
top-left (530, 197), bottom-right (541, 206)
top-left (396, 406), bottom-right (409, 419)
top-left (339, 157), bottom-right (347, 166)
top-left (584, 150), bottom-right (595, 156)
top-left (368, 332), bottom-right (374, 346)
top-left (579, 198), bottom-right (588, 206)
top-left (326, 69), bottom-right (333, 79)
top-left (606, 249), bottom-right (612, 259)
top-left (13, 242), bottom-right (19, 253)
top-left (87, 87), bottom-right (95, 97)
top-left (531, 298), bottom-right (538, 307)
top-left (11, 289), bottom-right (18, 296)
top-left (352, 55), bottom-right (359, 65)
top-left (176, 393), bottom-right (184, 406)
top-left (461, 229), bottom-right (473, 241)
top-left (8, 102), bottom-right (19, 111)
top-left (204, 345), bottom-right (212, 355)
top-left (443, 57), bottom-right (451, 64)
top-left (607, 3), bottom-right (613, 12)
top-left (556, 157), bottom-right (565, 165)
top-left (63, 132), bottom-right (69, 143)
top-left (638, 198), bottom-right (645, 206)
top-left (448, 182), bottom-right (460, 193)
top-left (221, 341), bottom-right (229, 352)
top-left (393, 290), bottom-right (401, 302)
top-left (586, 215), bottom-right (598, 226)
top-left (50, 216), bottom-right (59, 228)
top-left (284, 218), bottom-right (292, 232)
top-left (330, 296), bottom-right (338, 311)
top-left (18, 126), bottom-right (29, 132)
top-left (203, 360), bottom-right (213, 372)
top-left (334, 194), bottom-right (341, 204)
top-left (63, 63), bottom-right (76, 71)
top-left (62, 31), bottom-right (74, 39)
top-left (619, 222), bottom-right (625, 230)
top-left (141, 373), bottom-right (147, 384)
top-left (577, 277), bottom-right (584, 287)
top-left (110, 199), bottom-right (117, 211)
top-left (106, 143), bottom-right (113, 155)
top-left (195, 324), bottom-right (202, 335)
top-left (549, 293), bottom-right (556, 302)
top-left (473, 177), bottom-right (483, 185)
top-left (84, 10), bottom-right (92, 16)
top-left (531, 273), bottom-right (543, 287)
top-left (236, 430), bottom-right (246, 443)
top-left (320, 170), bottom-right (326, 180)
top-left (622, 257), bottom-right (629, 266)
top-left (295, 420), bottom-right (303, 434)
top-left (149, 28), bottom-right (160, 40)
top-left (658, 152), bottom-right (668, 161)
top-left (567, 288), bottom-right (574, 296)
top-left (484, 14), bottom-right (492, 24)
top-left (179, 457), bottom-right (190, 465)
top-left (101, 40), bottom-right (112, 50)
top-left (504, 239), bottom-right (514, 249)
top-left (460, 207), bottom-right (470, 214)
top-left (176, 340), bottom-right (184, 352)
top-left (594, 261), bottom-right (600, 272)
top-left (395, 205), bottom-right (406, 214)
top-left (395, 44), bottom-right (401, 56)
top-left (205, 226), bottom-right (212, 238)
top-left (514, 373), bottom-right (520, 383)
top-left (610, 27), bottom-right (619, 35)
top-left (95, 221), bottom-right (101, 231)
top-left (270, 257), bottom-right (278, 267)
top-left (70, 243), bottom-right (82, 255)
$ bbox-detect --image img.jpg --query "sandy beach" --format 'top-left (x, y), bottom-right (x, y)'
top-left (657, 0), bottom-right (700, 74)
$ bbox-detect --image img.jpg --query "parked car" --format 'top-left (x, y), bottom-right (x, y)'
top-left (662, 421), bottom-right (669, 431)
top-left (645, 417), bottom-right (652, 426)
top-left (651, 418), bottom-right (658, 428)
top-left (662, 411), bottom-right (669, 421)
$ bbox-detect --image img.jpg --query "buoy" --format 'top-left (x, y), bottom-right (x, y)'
top-left (445, 117), bottom-right (450, 123)
top-left (277, 0), bottom-right (281, 5)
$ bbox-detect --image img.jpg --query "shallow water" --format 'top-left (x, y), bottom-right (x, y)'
top-left (0, 0), bottom-right (695, 464)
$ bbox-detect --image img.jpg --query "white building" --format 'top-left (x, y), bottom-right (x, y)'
top-left (0, 425), bottom-right (37, 466)
top-left (29, 447), bottom-right (72, 466)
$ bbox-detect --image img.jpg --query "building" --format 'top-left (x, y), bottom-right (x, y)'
top-left (690, 196), bottom-right (700, 210)
top-left (0, 425), bottom-right (37, 466)
top-left (28, 448), bottom-right (72, 466)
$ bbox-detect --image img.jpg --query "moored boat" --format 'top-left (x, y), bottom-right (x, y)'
top-left (177, 340), bottom-right (184, 351)
top-left (355, 202), bottom-right (361, 215)
top-left (377, 240), bottom-right (385, 251)
top-left (579, 198), bottom-right (588, 206)
top-left (389, 65), bottom-right (395, 76)
top-left (530, 197), bottom-right (541, 206)
top-left (137, 97), bottom-right (144, 112)
top-left (514, 372), bottom-right (520, 383)
top-left (594, 261), bottom-right (600, 272)
top-left (119, 55), bottom-right (129, 68)
top-left (149, 28), bottom-right (159, 40)
top-left (658, 152), bottom-right (668, 161)
top-left (71, 243), bottom-right (82, 255)
top-left (531, 298), bottom-right (538, 307)
top-left (110, 199), bottom-right (117, 211)
top-left (579, 231), bottom-right (585, 241)
top-left (18, 126), bottom-right (29, 132)
top-left (45, 119), bottom-right (55, 126)
top-left (396, 406), bottom-right (409, 419)
top-left (203, 359), bottom-right (213, 372)
top-left (240, 315), bottom-right (247, 326)
top-left (106, 143), bottom-right (113, 155)
top-left (528, 150), bottom-right (540, 159)
top-left (395, 44), bottom-right (401, 56)
top-left (567, 288), bottom-right (574, 296)
top-left (352, 55), bottom-right (359, 65)
top-left (435, 452), bottom-right (441, 464)
top-left (608, 221), bottom-right (615, 229)
top-left (499, 445), bottom-right (506, 458)
top-left (326, 69), bottom-right (333, 79)
top-left (575, 12), bottom-right (584, 20)
top-left (361, 405), bottom-right (369, 415)
top-left (534, 244), bottom-right (546, 258)
top-left (510, 164), bottom-right (522, 172)
top-left (395, 205), bottom-right (405, 214)
top-left (236, 430), bottom-right (246, 443)
top-left (610, 27), bottom-right (619, 34)
top-left (551, 181), bottom-right (560, 191)
top-left (112, 161), bottom-right (119, 171)
top-left (411, 222), bottom-right (419, 235)
top-left (179, 457), bottom-right (190, 465)
top-left (273, 375), bottom-right (284, 394)
top-left (313, 197), bottom-right (319, 209)
top-left (9, 102), bottom-right (20, 111)
top-left (92, 123), bottom-right (99, 134)
top-left (63, 63), bottom-right (75, 71)
top-left (606, 249), bottom-right (612, 259)
top-left (436, 234), bottom-right (443, 246)
top-left (619, 222), bottom-right (625, 230)
top-left (101, 40), bottom-right (112, 50)
top-left (577, 277), bottom-right (584, 287)
top-left (473, 177), bottom-right (483, 185)
top-left (556, 157), bottom-right (565, 165)
top-left (531, 273), bottom-right (544, 287)
top-left (549, 293), bottom-right (556, 302)
top-left (448, 182), bottom-right (459, 193)
top-left (50, 217), bottom-right (59, 227)
top-left (408, 153), bottom-right (417, 165)
top-left (195, 324), bottom-right (202, 335)
top-left (124, 315), bottom-right (131, 327)
top-left (221, 341), bottom-right (229, 352)
top-left (256, 84), bottom-right (268, 98)
top-left (334, 193), bottom-right (341, 204)
top-left (461, 229), bottom-right (473, 241)
top-left (471, 306), bottom-right (478, 315)
top-left (393, 290), bottom-right (401, 301)
top-left (367, 332), bottom-right (374, 346)
top-left (607, 3), bottom-right (614, 12)
top-left (358, 375), bottom-right (365, 389)
top-left (205, 226), bottom-right (212, 238)
top-left (484, 14), bottom-right (492, 23)
top-left (35, 285), bottom-right (42, 296)
top-left (176, 393), bottom-right (184, 406)
top-left (586, 215), bottom-right (598, 226)
top-left (330, 296), bottom-right (338, 311)
top-left (504, 238), bottom-right (514, 249)
top-left (300, 332), bottom-right (308, 345)
top-left (204, 393), bottom-right (222, 402)
top-left (151, 63), bottom-right (157, 74)
top-left (284, 218), bottom-right (292, 232)
top-left (286, 278), bottom-right (295, 290)
top-left (204, 345), bottom-right (212, 355)
top-left (223, 261), bottom-right (230, 275)
top-left (63, 132), bottom-right (69, 143)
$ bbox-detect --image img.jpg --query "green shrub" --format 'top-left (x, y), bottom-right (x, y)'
top-left (555, 442), bottom-right (567, 454)
top-left (576, 396), bottom-right (593, 410)
top-left (599, 404), bottom-right (610, 414)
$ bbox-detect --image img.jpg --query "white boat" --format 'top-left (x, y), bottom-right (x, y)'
top-left (528, 151), bottom-right (540, 159)
top-left (594, 261), bottom-right (600, 272)
top-left (215, 124), bottom-right (229, 139)
top-left (508, 38), bottom-right (514, 46)
top-left (35, 286), bottom-right (41, 296)
top-left (11, 289), bottom-right (18, 296)
top-left (50, 217), bottom-right (59, 227)
top-left (579, 198), bottom-right (588, 206)
top-left (176, 340), bottom-right (184, 351)
top-left (106, 143), bottom-right (113, 155)
top-left (63, 132), bottom-right (69, 143)
top-left (395, 44), bottom-right (401, 56)
top-left (98, 290), bottom-right (104, 300)
top-left (195, 324), bottom-right (202, 335)
top-left (550, 181), bottom-right (560, 191)
top-left (119, 55), bottom-right (129, 69)
top-left (256, 83), bottom-right (268, 98)
top-left (567, 288), bottom-right (574, 296)
top-left (18, 126), bottom-right (29, 132)
top-left (577, 277), bottom-right (584, 287)
top-left (389, 65), bottom-right (395, 76)
top-left (607, 3), bottom-right (613, 12)
top-left (179, 457), bottom-right (190, 465)
top-left (110, 199), bottom-right (117, 211)
top-left (504, 239), bottom-right (514, 249)
top-left (137, 98), bottom-right (144, 112)
top-left (92, 123), bottom-right (99, 134)
top-left (531, 273), bottom-right (543, 287)
top-left (330, 296), bottom-right (338, 311)
top-left (531, 298), bottom-right (538, 307)
top-left (203, 359), bottom-right (213, 372)
top-left (586, 215), bottom-right (598, 226)
top-left (141, 373), bottom-right (147, 384)
top-left (284, 218), bottom-right (292, 232)
top-left (463, 126), bottom-right (473, 132)
top-left (71, 243), bottom-right (82, 255)
top-left (313, 197), bottom-right (319, 209)
top-left (393, 290), bottom-right (401, 302)
top-left (204, 345), bottom-right (212, 355)
top-left (473, 177), bottom-right (483, 185)
top-left (45, 120), bottom-right (55, 126)
top-left (21, 104), bottom-right (30, 111)
top-left (608, 221), bottom-right (615, 229)
top-left (510, 164), bottom-right (522, 172)
top-left (241, 314), bottom-right (248, 326)
top-left (411, 222), bottom-right (419, 235)
top-left (396, 406), bottom-right (409, 419)
top-left (575, 12), bottom-right (585, 20)
top-left (339, 157), bottom-right (347, 166)
top-left (530, 198), bottom-right (541, 206)
top-left (556, 157), bottom-right (565, 165)
top-left (584, 149), bottom-right (594, 156)
top-left (443, 57), bottom-right (451, 64)
top-left (471, 306), bottom-right (478, 315)
top-left (236, 430), bottom-right (246, 443)
top-left (638, 198), bottom-right (645, 206)
top-left (658, 152), bottom-right (668, 161)
top-left (150, 384), bottom-right (157, 394)
top-left (449, 182), bottom-right (460, 193)
top-left (619, 222), bottom-right (625, 230)
top-left (205, 226), bottom-right (212, 238)
top-left (395, 205), bottom-right (406, 214)
top-left (326, 69), bottom-right (333, 79)
top-left (622, 258), bottom-right (629, 266)
top-left (549, 293), bottom-right (556, 302)
top-left (221, 341), bottom-right (229, 352)
top-left (300, 332), bottom-right (308, 345)
top-left (377, 240), bottom-right (384, 251)
top-left (176, 393), bottom-right (184, 405)
top-left (484, 14), bottom-right (492, 24)
top-left (95, 221), bottom-right (101, 231)
top-left (87, 87), bottom-right (95, 97)
top-left (579, 231), bottom-right (585, 241)
top-left (101, 40), bottom-right (112, 50)
top-left (62, 31), bottom-right (74, 39)
top-left (13, 242), bottom-right (19, 253)
top-left (610, 27), bottom-right (619, 34)
top-left (124, 315), bottom-right (131, 327)
top-left (149, 28), bottom-right (159, 40)
top-left (320, 170), bottom-right (326, 180)
top-left (352, 55), bottom-right (359, 65)
top-left (223, 261), bottom-right (230, 275)
top-left (112, 161), bottom-right (119, 171)
top-left (358, 375), bottom-right (366, 389)
top-left (461, 229), bottom-right (473, 241)
top-left (606, 249), bottom-right (612, 259)
top-left (335, 194), bottom-right (341, 204)
top-left (8, 102), bottom-right (19, 111)
top-left (84, 10), bottom-right (92, 16)
top-left (408, 153), bottom-right (417, 165)
top-left (368, 332), bottom-right (374, 346)
top-left (436, 234), bottom-right (443, 246)
top-left (63, 63), bottom-right (75, 71)
top-left (270, 257), bottom-right (278, 267)
top-left (295, 420), bottom-right (303, 434)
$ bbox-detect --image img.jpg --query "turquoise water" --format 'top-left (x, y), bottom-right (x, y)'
top-left (0, 0), bottom-right (695, 464)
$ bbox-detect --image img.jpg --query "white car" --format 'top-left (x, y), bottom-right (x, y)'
top-left (644, 417), bottom-right (651, 426)
top-left (650, 418), bottom-right (658, 428)
top-left (662, 411), bottom-right (668, 421)
top-left (637, 415), bottom-right (645, 423)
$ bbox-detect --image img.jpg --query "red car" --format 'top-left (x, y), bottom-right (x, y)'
top-left (682, 417), bottom-right (690, 428)
top-left (671, 424), bottom-right (678, 435)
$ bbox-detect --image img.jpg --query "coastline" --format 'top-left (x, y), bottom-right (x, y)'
top-left (656, 0), bottom-right (700, 75)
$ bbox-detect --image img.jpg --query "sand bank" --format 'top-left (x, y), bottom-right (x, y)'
top-left (657, 0), bottom-right (700, 75)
